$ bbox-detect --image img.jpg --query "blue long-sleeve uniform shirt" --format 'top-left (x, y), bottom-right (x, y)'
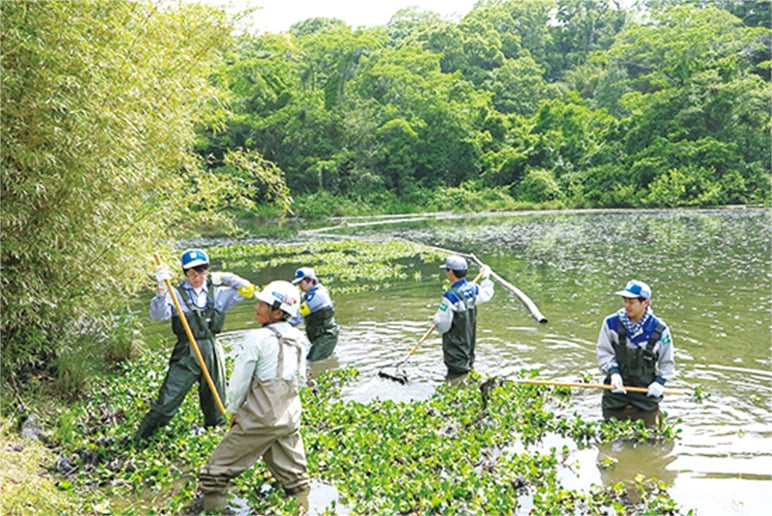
top-left (150, 272), bottom-right (251, 320)
top-left (289, 283), bottom-right (334, 327)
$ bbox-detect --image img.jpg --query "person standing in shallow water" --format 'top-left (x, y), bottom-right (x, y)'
top-left (198, 281), bottom-right (311, 513)
top-left (134, 249), bottom-right (255, 445)
top-left (596, 279), bottom-right (676, 428)
top-left (432, 255), bottom-right (494, 382)
top-left (289, 267), bottom-right (339, 361)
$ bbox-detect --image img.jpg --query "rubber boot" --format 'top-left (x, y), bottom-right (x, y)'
top-left (292, 488), bottom-right (310, 514)
top-left (202, 492), bottom-right (228, 512)
top-left (133, 415), bottom-right (159, 445)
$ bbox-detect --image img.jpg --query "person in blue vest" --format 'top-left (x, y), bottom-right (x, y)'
top-left (289, 267), bottom-right (339, 361)
top-left (597, 279), bottom-right (676, 427)
top-left (433, 255), bottom-right (494, 382)
top-left (133, 249), bottom-right (256, 445)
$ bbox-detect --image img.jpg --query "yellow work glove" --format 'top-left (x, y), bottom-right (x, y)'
top-left (237, 283), bottom-right (256, 299)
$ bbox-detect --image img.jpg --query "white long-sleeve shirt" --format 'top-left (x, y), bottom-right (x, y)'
top-left (226, 321), bottom-right (309, 414)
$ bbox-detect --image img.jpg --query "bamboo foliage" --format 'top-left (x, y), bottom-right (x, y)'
top-left (0, 0), bottom-right (235, 382)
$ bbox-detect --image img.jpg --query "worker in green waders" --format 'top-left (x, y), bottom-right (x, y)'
top-left (597, 279), bottom-right (676, 428)
top-left (432, 255), bottom-right (494, 383)
top-left (289, 267), bottom-right (339, 361)
top-left (133, 249), bottom-right (256, 445)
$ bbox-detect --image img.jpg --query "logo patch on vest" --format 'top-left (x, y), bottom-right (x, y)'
top-left (661, 333), bottom-right (671, 346)
top-left (439, 302), bottom-right (448, 312)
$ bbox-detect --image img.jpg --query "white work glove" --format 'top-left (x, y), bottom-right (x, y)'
top-left (155, 265), bottom-right (171, 284)
top-left (610, 373), bottom-right (626, 394)
top-left (210, 272), bottom-right (223, 286)
top-left (647, 381), bottom-right (665, 398)
top-left (481, 265), bottom-right (491, 279)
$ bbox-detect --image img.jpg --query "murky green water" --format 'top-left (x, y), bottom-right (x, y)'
top-left (147, 209), bottom-right (771, 515)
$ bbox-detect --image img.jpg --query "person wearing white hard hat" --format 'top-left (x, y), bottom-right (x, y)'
top-left (432, 255), bottom-right (494, 381)
top-left (290, 266), bottom-right (339, 361)
top-left (198, 281), bottom-right (311, 513)
top-left (596, 279), bottom-right (676, 427)
top-left (134, 249), bottom-right (256, 445)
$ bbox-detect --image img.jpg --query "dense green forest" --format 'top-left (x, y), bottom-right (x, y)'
top-left (1, 0), bottom-right (770, 389)
top-left (197, 0), bottom-right (771, 216)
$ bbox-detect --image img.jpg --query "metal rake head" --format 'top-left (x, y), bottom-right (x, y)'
top-left (377, 367), bottom-right (409, 385)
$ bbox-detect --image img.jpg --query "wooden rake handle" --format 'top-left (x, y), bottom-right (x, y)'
top-left (516, 378), bottom-right (688, 396)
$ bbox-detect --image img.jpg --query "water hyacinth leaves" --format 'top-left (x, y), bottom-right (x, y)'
top-left (207, 239), bottom-right (441, 295)
top-left (45, 360), bottom-right (686, 514)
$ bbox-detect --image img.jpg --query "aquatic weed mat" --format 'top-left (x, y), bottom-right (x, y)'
top-left (207, 238), bottom-right (445, 295)
top-left (43, 355), bottom-right (689, 514)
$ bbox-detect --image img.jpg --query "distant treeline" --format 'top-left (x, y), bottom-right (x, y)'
top-left (197, 0), bottom-right (771, 212)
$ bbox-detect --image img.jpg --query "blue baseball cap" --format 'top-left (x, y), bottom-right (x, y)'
top-left (181, 249), bottom-right (209, 270)
top-left (292, 267), bottom-right (317, 285)
top-left (615, 280), bottom-right (651, 300)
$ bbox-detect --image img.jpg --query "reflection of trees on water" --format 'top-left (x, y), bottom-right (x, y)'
top-left (409, 210), bottom-right (770, 315)
top-left (596, 439), bottom-right (677, 502)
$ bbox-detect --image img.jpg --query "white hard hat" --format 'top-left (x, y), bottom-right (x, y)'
top-left (255, 280), bottom-right (300, 317)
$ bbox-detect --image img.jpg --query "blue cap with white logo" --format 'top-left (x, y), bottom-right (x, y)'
top-left (615, 280), bottom-right (651, 300)
top-left (292, 267), bottom-right (317, 285)
top-left (181, 249), bottom-right (209, 270)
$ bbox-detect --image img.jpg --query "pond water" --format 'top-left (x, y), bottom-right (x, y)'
top-left (158, 209), bottom-right (771, 515)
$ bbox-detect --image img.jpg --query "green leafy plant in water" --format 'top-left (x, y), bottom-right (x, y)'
top-left (208, 239), bottom-right (444, 295)
top-left (42, 358), bottom-right (688, 515)
top-left (690, 385), bottom-right (708, 403)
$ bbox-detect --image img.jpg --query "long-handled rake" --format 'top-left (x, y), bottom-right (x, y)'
top-left (378, 325), bottom-right (436, 384)
top-left (514, 378), bottom-right (688, 395)
top-left (378, 267), bottom-right (486, 384)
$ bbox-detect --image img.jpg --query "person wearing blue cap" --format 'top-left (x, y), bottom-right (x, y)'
top-left (289, 266), bottom-right (339, 361)
top-left (596, 279), bottom-right (676, 427)
top-left (433, 255), bottom-right (494, 381)
top-left (134, 249), bottom-right (257, 444)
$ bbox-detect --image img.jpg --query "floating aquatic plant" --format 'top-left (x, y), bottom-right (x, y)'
top-left (40, 359), bottom-right (687, 514)
top-left (207, 239), bottom-right (443, 295)
top-left (30, 239), bottom-right (688, 514)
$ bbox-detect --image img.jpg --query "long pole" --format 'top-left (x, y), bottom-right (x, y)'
top-left (515, 378), bottom-right (688, 396)
top-left (403, 239), bottom-right (547, 324)
top-left (469, 253), bottom-right (547, 323)
top-left (394, 324), bottom-right (436, 368)
top-left (154, 253), bottom-right (226, 415)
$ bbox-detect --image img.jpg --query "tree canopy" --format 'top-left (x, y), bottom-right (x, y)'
top-left (1, 0), bottom-right (287, 384)
top-left (197, 0), bottom-right (770, 211)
